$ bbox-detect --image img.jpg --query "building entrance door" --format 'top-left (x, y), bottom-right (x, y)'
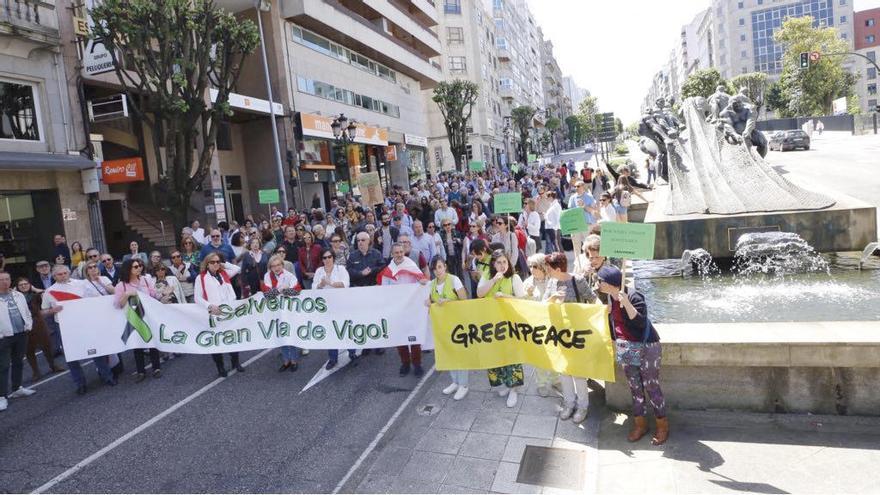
top-left (223, 175), bottom-right (244, 224)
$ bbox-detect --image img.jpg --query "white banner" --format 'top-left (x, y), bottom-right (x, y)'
top-left (58, 284), bottom-right (431, 361)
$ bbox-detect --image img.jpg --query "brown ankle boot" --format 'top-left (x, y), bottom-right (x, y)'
top-left (651, 417), bottom-right (669, 445)
top-left (628, 416), bottom-right (648, 442)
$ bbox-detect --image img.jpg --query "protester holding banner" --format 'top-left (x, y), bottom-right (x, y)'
top-left (596, 265), bottom-right (668, 446)
top-left (83, 261), bottom-right (115, 297)
top-left (379, 243), bottom-right (428, 377)
top-left (114, 259), bottom-right (163, 382)
top-left (427, 256), bottom-right (469, 400)
top-left (544, 252), bottom-right (595, 424)
top-left (43, 264), bottom-right (115, 394)
top-left (261, 254), bottom-right (301, 372)
top-left (314, 249), bottom-right (356, 370)
top-left (194, 253), bottom-right (244, 377)
top-left (476, 250), bottom-right (526, 408)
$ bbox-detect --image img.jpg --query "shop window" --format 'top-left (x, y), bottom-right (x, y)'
top-left (0, 80), bottom-right (41, 141)
top-left (302, 139), bottom-right (332, 167)
top-left (217, 120), bottom-right (232, 151)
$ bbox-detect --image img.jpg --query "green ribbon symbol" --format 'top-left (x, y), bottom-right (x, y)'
top-left (121, 295), bottom-right (153, 344)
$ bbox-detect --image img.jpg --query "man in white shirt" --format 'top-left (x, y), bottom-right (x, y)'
top-left (519, 198), bottom-right (542, 252)
top-left (543, 192), bottom-right (562, 253)
top-left (409, 221), bottom-right (435, 267)
top-left (434, 199), bottom-right (459, 228)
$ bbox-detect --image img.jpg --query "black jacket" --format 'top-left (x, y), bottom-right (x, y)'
top-left (346, 248), bottom-right (386, 287)
top-left (608, 290), bottom-right (659, 343)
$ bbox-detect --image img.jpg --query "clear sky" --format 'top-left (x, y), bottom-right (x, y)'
top-left (529, 0), bottom-right (880, 124)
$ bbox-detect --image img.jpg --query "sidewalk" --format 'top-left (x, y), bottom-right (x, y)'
top-left (348, 366), bottom-right (600, 494)
top-left (346, 366), bottom-right (880, 494)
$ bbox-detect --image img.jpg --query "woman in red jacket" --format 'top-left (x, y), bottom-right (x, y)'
top-left (297, 231), bottom-right (322, 289)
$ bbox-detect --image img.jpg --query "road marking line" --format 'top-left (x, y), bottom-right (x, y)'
top-left (29, 360), bottom-right (92, 389)
top-left (30, 348), bottom-right (272, 494)
top-left (331, 365), bottom-right (436, 494)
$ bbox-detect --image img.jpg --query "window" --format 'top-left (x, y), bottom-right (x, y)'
top-left (290, 24), bottom-right (396, 83)
top-left (868, 83), bottom-right (877, 96)
top-left (447, 27), bottom-right (464, 45)
top-left (449, 56), bottom-right (467, 74)
top-left (296, 76), bottom-right (400, 118)
top-left (868, 67), bottom-right (877, 80)
top-left (444, 0), bottom-right (461, 14)
top-left (840, 0), bottom-right (846, 4)
top-left (739, 18), bottom-right (745, 26)
top-left (738, 1), bottom-right (743, 8)
top-left (867, 18), bottom-right (876, 27)
top-left (840, 16), bottom-right (847, 23)
top-left (740, 34), bottom-right (746, 41)
top-left (217, 120), bottom-right (232, 151)
top-left (868, 35), bottom-right (876, 44)
top-left (0, 80), bottom-right (41, 141)
top-left (868, 51), bottom-right (876, 62)
top-left (869, 99), bottom-right (878, 108)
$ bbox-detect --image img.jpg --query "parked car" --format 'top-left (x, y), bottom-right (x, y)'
top-left (769, 130), bottom-right (810, 151)
top-left (584, 143), bottom-right (595, 153)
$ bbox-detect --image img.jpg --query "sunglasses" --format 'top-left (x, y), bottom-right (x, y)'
top-left (322, 255), bottom-right (334, 260)
top-left (442, 223), bottom-right (451, 227)
top-left (331, 239), bottom-right (341, 243)
top-left (89, 254), bottom-right (99, 259)
top-left (132, 264), bottom-right (142, 269)
top-left (211, 235), bottom-right (221, 238)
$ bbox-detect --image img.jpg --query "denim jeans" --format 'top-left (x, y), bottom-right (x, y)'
top-left (449, 370), bottom-right (469, 387)
top-left (328, 349), bottom-right (356, 361)
top-left (67, 356), bottom-right (114, 388)
top-left (0, 333), bottom-right (28, 396)
top-left (47, 319), bottom-right (63, 354)
top-left (281, 346), bottom-right (301, 362)
top-left (543, 229), bottom-right (558, 254)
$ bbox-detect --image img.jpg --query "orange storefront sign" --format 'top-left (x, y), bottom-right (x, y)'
top-left (385, 145), bottom-right (398, 161)
top-left (101, 157), bottom-right (144, 184)
top-left (299, 112), bottom-right (388, 146)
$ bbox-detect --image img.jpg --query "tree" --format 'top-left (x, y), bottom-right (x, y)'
top-left (730, 72), bottom-right (768, 118)
top-left (576, 96), bottom-right (600, 141)
top-left (91, 0), bottom-right (259, 242)
top-left (774, 16), bottom-right (854, 116)
top-left (544, 116), bottom-right (561, 155)
top-left (564, 115), bottom-right (581, 146)
top-left (432, 80), bottom-right (479, 172)
top-left (511, 106), bottom-right (537, 164)
top-left (680, 68), bottom-right (732, 100)
top-left (765, 80), bottom-right (790, 115)
top-left (624, 121), bottom-right (639, 138)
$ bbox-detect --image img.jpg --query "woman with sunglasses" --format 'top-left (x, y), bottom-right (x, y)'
top-left (427, 256), bottom-right (469, 399)
top-left (476, 249), bottom-right (526, 408)
top-left (114, 258), bottom-right (162, 382)
top-left (314, 249), bottom-right (355, 370)
top-left (194, 253), bottom-right (243, 377)
top-left (84, 261), bottom-right (115, 296)
top-left (262, 254), bottom-right (302, 372)
top-left (490, 215), bottom-right (518, 263)
top-left (179, 236), bottom-right (200, 265)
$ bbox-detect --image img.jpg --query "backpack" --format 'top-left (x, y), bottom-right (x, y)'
top-left (620, 190), bottom-right (632, 208)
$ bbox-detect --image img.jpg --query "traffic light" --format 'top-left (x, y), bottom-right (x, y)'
top-left (799, 52), bottom-right (809, 69)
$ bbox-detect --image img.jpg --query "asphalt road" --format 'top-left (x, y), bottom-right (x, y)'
top-left (0, 346), bottom-right (434, 493)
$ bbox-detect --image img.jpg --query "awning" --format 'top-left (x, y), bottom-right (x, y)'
top-left (0, 151), bottom-right (96, 171)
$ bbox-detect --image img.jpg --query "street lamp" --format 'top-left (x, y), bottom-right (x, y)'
top-left (254, 0), bottom-right (289, 211)
top-left (331, 113), bottom-right (358, 144)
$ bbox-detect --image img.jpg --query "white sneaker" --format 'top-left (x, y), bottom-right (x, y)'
top-left (442, 383), bottom-right (458, 395)
top-left (572, 408), bottom-right (588, 424)
top-left (302, 349), bottom-right (310, 356)
top-left (0, 397), bottom-right (7, 411)
top-left (497, 387), bottom-right (511, 397)
top-left (506, 389), bottom-right (519, 408)
top-left (8, 387), bottom-right (36, 399)
top-left (453, 386), bottom-right (469, 401)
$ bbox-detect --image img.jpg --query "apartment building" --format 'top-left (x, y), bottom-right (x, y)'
top-left (854, 8), bottom-right (880, 113)
top-left (0, 0), bottom-right (96, 277)
top-left (562, 76), bottom-right (589, 113)
top-left (540, 36), bottom-right (571, 151)
top-left (426, 0), bottom-right (504, 175)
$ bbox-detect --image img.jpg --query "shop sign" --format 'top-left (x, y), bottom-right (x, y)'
top-left (209, 89), bottom-right (283, 115)
top-left (101, 157), bottom-right (144, 184)
top-left (299, 113), bottom-right (388, 146)
top-left (385, 145), bottom-right (398, 161)
top-left (404, 134), bottom-right (428, 147)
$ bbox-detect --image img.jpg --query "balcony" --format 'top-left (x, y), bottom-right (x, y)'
top-left (403, 0), bottom-right (438, 27)
top-left (0, 0), bottom-right (60, 56)
top-left (498, 86), bottom-right (513, 98)
top-left (361, 0), bottom-right (440, 55)
top-left (283, 0), bottom-right (442, 88)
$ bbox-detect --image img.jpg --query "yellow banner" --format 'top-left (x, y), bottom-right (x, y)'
top-left (429, 298), bottom-right (615, 381)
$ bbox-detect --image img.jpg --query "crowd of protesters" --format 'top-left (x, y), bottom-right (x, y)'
top-left (0, 158), bottom-right (666, 445)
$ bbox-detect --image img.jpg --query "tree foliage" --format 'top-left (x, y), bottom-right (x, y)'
top-left (432, 80), bottom-right (479, 171)
top-left (576, 96), bottom-right (600, 140)
top-left (730, 72), bottom-right (768, 117)
top-left (91, 0), bottom-right (258, 238)
top-left (511, 106), bottom-right (537, 164)
top-left (765, 80), bottom-right (789, 114)
top-left (564, 115), bottom-right (582, 146)
top-left (544, 116), bottom-right (561, 155)
top-left (774, 16), bottom-right (853, 116)
top-left (680, 68), bottom-right (732, 100)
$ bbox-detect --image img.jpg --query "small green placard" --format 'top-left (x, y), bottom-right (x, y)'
top-left (337, 181), bottom-right (350, 194)
top-left (599, 222), bottom-right (656, 260)
top-left (493, 192), bottom-right (523, 214)
top-left (528, 153), bottom-right (537, 163)
top-left (258, 189), bottom-right (280, 204)
top-left (468, 160), bottom-right (485, 172)
top-left (559, 207), bottom-right (589, 235)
